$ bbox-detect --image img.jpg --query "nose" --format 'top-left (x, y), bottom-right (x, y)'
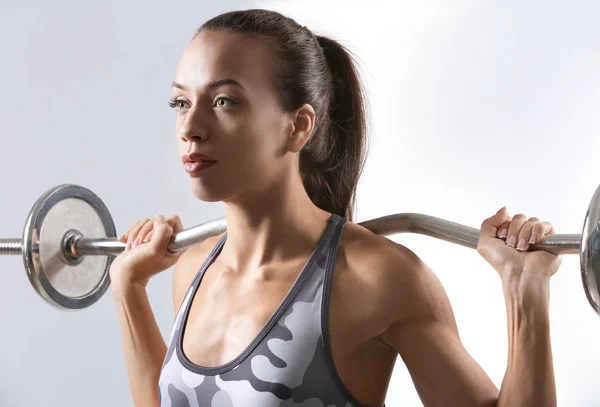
top-left (179, 107), bottom-right (209, 142)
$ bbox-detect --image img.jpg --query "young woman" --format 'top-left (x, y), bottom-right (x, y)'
top-left (109, 9), bottom-right (562, 407)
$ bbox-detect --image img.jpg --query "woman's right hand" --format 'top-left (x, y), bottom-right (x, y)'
top-left (109, 214), bottom-right (184, 291)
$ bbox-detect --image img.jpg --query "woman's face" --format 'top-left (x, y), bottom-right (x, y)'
top-left (171, 30), bottom-right (296, 203)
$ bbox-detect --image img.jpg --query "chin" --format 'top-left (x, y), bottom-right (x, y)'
top-left (189, 181), bottom-right (231, 203)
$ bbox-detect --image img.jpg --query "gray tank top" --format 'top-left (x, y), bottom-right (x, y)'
top-left (157, 213), bottom-right (370, 407)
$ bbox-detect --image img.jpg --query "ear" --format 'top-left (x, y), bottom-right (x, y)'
top-left (287, 103), bottom-right (316, 153)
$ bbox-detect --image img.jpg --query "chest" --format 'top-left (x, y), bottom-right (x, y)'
top-left (180, 260), bottom-right (378, 368)
top-left (175, 251), bottom-right (398, 406)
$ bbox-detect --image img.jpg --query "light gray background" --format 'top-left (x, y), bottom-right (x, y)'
top-left (0, 0), bottom-right (599, 405)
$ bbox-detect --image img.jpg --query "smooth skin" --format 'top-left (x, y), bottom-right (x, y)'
top-left (110, 30), bottom-right (561, 406)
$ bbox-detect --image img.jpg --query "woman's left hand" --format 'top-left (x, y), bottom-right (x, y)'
top-left (477, 206), bottom-right (563, 281)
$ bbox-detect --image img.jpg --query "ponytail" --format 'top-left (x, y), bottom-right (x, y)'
top-left (300, 36), bottom-right (368, 221)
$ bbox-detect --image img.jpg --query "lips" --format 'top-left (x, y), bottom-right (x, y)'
top-left (184, 160), bottom-right (216, 173)
top-left (182, 152), bottom-right (216, 163)
top-left (182, 152), bottom-right (217, 174)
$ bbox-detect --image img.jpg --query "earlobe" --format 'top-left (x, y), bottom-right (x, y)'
top-left (288, 103), bottom-right (316, 153)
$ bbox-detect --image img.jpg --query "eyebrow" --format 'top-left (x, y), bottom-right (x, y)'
top-left (171, 78), bottom-right (246, 91)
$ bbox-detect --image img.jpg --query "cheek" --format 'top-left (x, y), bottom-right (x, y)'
top-left (223, 134), bottom-right (273, 181)
top-left (174, 117), bottom-right (186, 148)
top-left (222, 132), bottom-right (284, 190)
top-left (227, 114), bottom-right (285, 161)
top-left (176, 135), bottom-right (186, 154)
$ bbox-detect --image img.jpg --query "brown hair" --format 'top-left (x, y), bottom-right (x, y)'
top-left (197, 9), bottom-right (368, 221)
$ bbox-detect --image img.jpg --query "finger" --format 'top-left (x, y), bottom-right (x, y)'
top-left (121, 220), bottom-right (141, 249)
top-left (148, 215), bottom-right (175, 254)
top-left (479, 207), bottom-right (513, 252)
top-left (145, 230), bottom-right (153, 243)
top-left (496, 219), bottom-right (512, 240)
top-left (505, 213), bottom-right (528, 248)
top-left (151, 215), bottom-right (183, 247)
top-left (118, 219), bottom-right (143, 243)
top-left (138, 220), bottom-right (155, 245)
top-left (516, 217), bottom-right (540, 252)
top-left (530, 221), bottom-right (555, 245)
top-left (544, 222), bottom-right (555, 236)
top-left (165, 215), bottom-right (184, 235)
top-left (480, 206), bottom-right (511, 241)
top-left (128, 219), bottom-right (150, 250)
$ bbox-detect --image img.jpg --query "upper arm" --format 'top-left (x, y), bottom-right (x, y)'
top-left (380, 246), bottom-right (499, 407)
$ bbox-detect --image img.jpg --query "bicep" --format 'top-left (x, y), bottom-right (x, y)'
top-left (382, 251), bottom-right (499, 407)
top-left (390, 318), bottom-right (498, 406)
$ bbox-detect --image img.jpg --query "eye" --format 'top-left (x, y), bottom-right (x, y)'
top-left (168, 99), bottom-right (188, 111)
top-left (213, 97), bottom-right (237, 109)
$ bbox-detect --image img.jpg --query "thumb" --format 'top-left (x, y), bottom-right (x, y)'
top-left (148, 215), bottom-right (174, 254)
top-left (480, 206), bottom-right (510, 238)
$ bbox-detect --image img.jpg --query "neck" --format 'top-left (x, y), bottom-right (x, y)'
top-left (220, 172), bottom-right (334, 272)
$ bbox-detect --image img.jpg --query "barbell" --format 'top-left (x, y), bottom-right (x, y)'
top-left (1, 183), bottom-right (598, 315)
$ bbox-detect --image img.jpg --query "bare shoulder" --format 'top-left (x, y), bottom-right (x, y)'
top-left (339, 221), bottom-right (453, 327)
top-left (339, 220), bottom-right (423, 296)
top-left (342, 223), bottom-right (497, 405)
top-left (172, 232), bottom-right (226, 318)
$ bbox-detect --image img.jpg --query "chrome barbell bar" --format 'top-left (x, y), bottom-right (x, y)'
top-left (1, 183), bottom-right (598, 313)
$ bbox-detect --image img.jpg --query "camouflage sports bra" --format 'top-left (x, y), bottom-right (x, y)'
top-left (158, 213), bottom-right (372, 406)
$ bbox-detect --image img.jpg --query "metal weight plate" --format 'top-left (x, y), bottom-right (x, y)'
top-left (22, 184), bottom-right (115, 310)
top-left (581, 183), bottom-right (600, 315)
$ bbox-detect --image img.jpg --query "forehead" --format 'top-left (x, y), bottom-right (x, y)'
top-left (175, 30), bottom-right (276, 92)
